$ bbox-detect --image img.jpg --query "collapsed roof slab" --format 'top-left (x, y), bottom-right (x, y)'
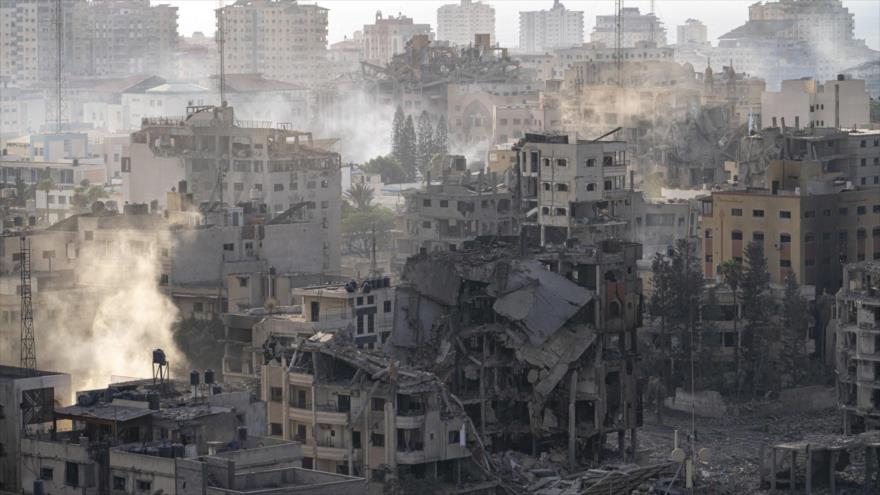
top-left (489, 260), bottom-right (593, 346)
top-left (511, 324), bottom-right (597, 399)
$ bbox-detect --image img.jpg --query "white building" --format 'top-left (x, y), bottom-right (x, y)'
top-left (762, 77), bottom-right (871, 130)
top-left (217, 0), bottom-right (328, 86)
top-left (677, 18), bottom-right (708, 45)
top-left (519, 0), bottom-right (583, 54)
top-left (362, 11), bottom-right (433, 65)
top-left (437, 0), bottom-right (495, 47)
top-left (591, 7), bottom-right (667, 48)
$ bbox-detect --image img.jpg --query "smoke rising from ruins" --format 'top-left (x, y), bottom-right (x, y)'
top-left (38, 232), bottom-right (181, 391)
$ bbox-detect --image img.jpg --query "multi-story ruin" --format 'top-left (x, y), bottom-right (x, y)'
top-left (262, 333), bottom-right (480, 488)
top-left (389, 239), bottom-right (643, 464)
top-left (836, 262), bottom-right (880, 433)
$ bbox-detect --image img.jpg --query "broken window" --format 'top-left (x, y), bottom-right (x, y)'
top-left (137, 480), bottom-right (152, 492)
top-left (113, 476), bottom-right (125, 490)
top-left (270, 387), bottom-right (282, 402)
top-left (371, 398), bottom-right (385, 412)
top-left (270, 423), bottom-right (282, 436)
top-left (65, 462), bottom-right (79, 487)
top-left (371, 433), bottom-right (385, 447)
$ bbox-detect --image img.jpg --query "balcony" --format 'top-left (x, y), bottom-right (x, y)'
top-left (315, 444), bottom-right (351, 461)
top-left (287, 372), bottom-right (314, 386)
top-left (395, 414), bottom-right (425, 429)
top-left (396, 449), bottom-right (429, 464)
top-left (288, 406), bottom-right (313, 423)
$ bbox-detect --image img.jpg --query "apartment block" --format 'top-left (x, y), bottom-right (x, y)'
top-left (519, 0), bottom-right (584, 53)
top-left (677, 18), bottom-right (708, 45)
top-left (836, 262), bottom-right (880, 433)
top-left (514, 133), bottom-right (629, 247)
top-left (262, 334), bottom-right (475, 487)
top-left (126, 105), bottom-right (341, 273)
top-left (591, 7), bottom-right (667, 48)
top-left (0, 366), bottom-right (71, 493)
top-left (362, 12), bottom-right (433, 65)
top-left (762, 77), bottom-right (871, 130)
top-left (700, 163), bottom-right (880, 294)
top-left (437, 0), bottom-right (495, 47)
top-left (218, 0), bottom-right (328, 86)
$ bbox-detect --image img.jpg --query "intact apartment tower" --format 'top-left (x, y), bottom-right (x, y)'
top-left (519, 0), bottom-right (584, 54)
top-left (0, 0), bottom-right (178, 86)
top-left (591, 7), bottom-right (667, 48)
top-left (362, 11), bottom-right (433, 65)
top-left (677, 18), bottom-right (708, 45)
top-left (761, 77), bottom-right (871, 131)
top-left (437, 0), bottom-right (495, 47)
top-left (217, 0), bottom-right (328, 86)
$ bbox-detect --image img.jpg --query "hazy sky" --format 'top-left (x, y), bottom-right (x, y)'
top-left (160, 0), bottom-right (880, 50)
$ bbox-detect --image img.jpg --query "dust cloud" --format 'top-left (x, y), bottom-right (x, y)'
top-left (37, 232), bottom-right (182, 392)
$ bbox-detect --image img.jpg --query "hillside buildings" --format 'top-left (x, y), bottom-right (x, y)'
top-left (437, 0), bottom-right (495, 47)
top-left (591, 7), bottom-right (667, 48)
top-left (519, 0), bottom-right (584, 54)
top-left (217, 0), bottom-right (328, 87)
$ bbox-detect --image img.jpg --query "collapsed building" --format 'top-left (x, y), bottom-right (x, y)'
top-left (262, 333), bottom-right (485, 491)
top-left (389, 239), bottom-right (643, 465)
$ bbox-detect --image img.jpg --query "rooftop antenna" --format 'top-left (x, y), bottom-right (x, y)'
top-left (20, 237), bottom-right (37, 376)
top-left (217, 0), bottom-right (227, 106)
top-left (369, 223), bottom-right (379, 277)
top-left (649, 0), bottom-right (656, 44)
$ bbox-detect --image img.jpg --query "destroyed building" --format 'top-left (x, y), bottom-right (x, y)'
top-left (398, 160), bottom-right (517, 258)
top-left (262, 333), bottom-right (481, 490)
top-left (389, 239), bottom-right (643, 465)
top-left (223, 276), bottom-right (397, 386)
top-left (126, 104), bottom-right (342, 273)
top-left (836, 262), bottom-right (880, 433)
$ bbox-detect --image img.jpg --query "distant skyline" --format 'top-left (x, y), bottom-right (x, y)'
top-left (160, 0), bottom-right (880, 51)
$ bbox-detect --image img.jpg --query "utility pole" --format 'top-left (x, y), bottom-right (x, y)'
top-left (20, 236), bottom-right (37, 376)
top-left (615, 0), bottom-right (624, 88)
top-left (217, 0), bottom-right (227, 106)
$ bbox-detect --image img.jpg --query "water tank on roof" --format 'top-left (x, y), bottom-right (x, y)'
top-left (152, 349), bottom-right (166, 365)
top-left (190, 370), bottom-right (200, 386)
top-left (158, 445), bottom-right (173, 458)
top-left (172, 443), bottom-right (185, 458)
top-left (204, 369), bottom-right (215, 385)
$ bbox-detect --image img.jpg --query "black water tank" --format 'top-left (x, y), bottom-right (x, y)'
top-left (152, 349), bottom-right (166, 365)
top-left (237, 426), bottom-right (248, 444)
top-left (148, 393), bottom-right (160, 411)
top-left (178, 180), bottom-right (188, 194)
top-left (173, 443), bottom-right (185, 458)
top-left (204, 369), bottom-right (215, 385)
top-left (190, 370), bottom-right (200, 386)
top-left (158, 445), bottom-right (173, 458)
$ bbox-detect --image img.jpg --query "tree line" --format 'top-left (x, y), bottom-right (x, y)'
top-left (364, 107), bottom-right (448, 184)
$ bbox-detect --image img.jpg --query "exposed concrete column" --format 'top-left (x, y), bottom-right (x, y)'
top-left (568, 370), bottom-right (577, 470)
top-left (805, 444), bottom-right (812, 495)
top-left (829, 450), bottom-right (837, 495)
top-left (790, 450), bottom-right (797, 492)
top-left (282, 357), bottom-right (289, 441)
top-left (364, 390), bottom-right (371, 474)
top-left (480, 335), bottom-right (487, 438)
top-left (629, 428), bottom-right (637, 461)
top-left (771, 448), bottom-right (777, 490)
top-left (617, 431), bottom-right (625, 461)
top-left (311, 357), bottom-right (319, 464)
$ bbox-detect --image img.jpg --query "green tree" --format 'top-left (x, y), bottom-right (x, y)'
top-left (345, 182), bottom-right (375, 212)
top-left (72, 185), bottom-right (109, 213)
top-left (172, 315), bottom-right (226, 375)
top-left (740, 241), bottom-right (772, 397)
top-left (364, 155), bottom-right (407, 184)
top-left (401, 115), bottom-right (417, 181)
top-left (415, 111), bottom-right (434, 176)
top-left (433, 115), bottom-right (448, 155)
top-left (14, 177), bottom-right (28, 207)
top-left (391, 106), bottom-right (405, 161)
top-left (718, 258), bottom-right (744, 391)
top-left (341, 206), bottom-right (395, 257)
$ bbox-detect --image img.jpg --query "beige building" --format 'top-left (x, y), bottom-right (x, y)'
top-left (700, 163), bottom-right (880, 295)
top-left (362, 12), bottom-right (432, 65)
top-left (591, 7), bottom-right (667, 48)
top-left (218, 0), bottom-right (328, 86)
top-left (762, 77), bottom-right (871, 130)
top-left (263, 334), bottom-right (474, 484)
top-left (677, 18), bottom-right (708, 45)
top-left (436, 0), bottom-right (495, 47)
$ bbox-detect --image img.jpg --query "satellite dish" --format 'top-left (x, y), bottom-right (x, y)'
top-left (670, 448), bottom-right (686, 463)
top-left (698, 448), bottom-right (711, 463)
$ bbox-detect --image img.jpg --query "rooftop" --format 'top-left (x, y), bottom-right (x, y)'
top-left (0, 365), bottom-right (65, 382)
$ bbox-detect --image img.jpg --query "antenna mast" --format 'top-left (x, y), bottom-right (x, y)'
top-left (217, 0), bottom-right (227, 106)
top-left (615, 0), bottom-right (624, 87)
top-left (47, 0), bottom-right (66, 133)
top-left (20, 237), bottom-right (37, 376)
top-left (649, 0), bottom-right (656, 44)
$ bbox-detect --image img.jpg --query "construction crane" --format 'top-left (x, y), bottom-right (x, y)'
top-left (46, 0), bottom-right (66, 133)
top-left (19, 237), bottom-right (37, 376)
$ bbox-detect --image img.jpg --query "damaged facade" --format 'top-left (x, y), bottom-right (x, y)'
top-left (836, 262), bottom-right (880, 433)
top-left (389, 239), bottom-right (643, 466)
top-left (262, 333), bottom-right (479, 489)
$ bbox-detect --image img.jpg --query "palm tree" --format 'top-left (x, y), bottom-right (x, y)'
top-left (35, 168), bottom-right (55, 223)
top-left (345, 182), bottom-right (375, 212)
